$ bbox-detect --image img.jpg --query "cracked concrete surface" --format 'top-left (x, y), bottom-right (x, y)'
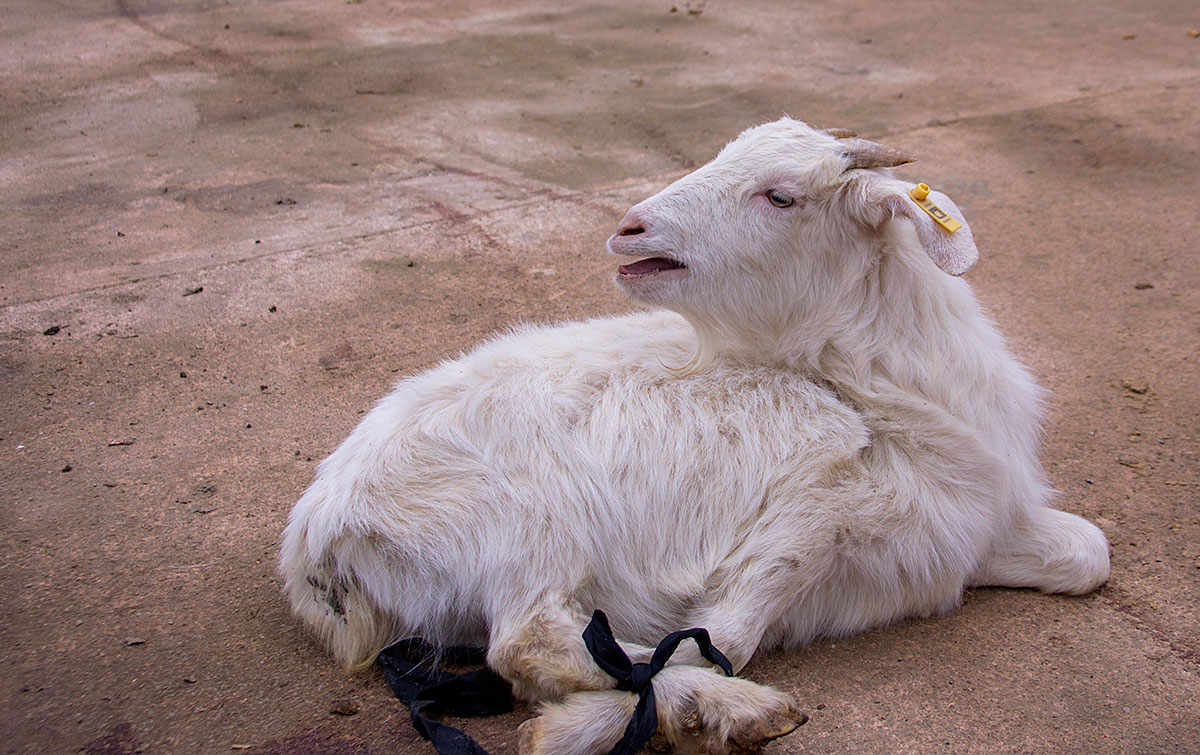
top-left (2, 0), bottom-right (1198, 752)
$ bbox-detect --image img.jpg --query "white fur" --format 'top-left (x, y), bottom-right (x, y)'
top-left (279, 118), bottom-right (1109, 753)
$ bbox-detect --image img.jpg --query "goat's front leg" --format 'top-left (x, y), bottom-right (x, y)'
top-left (486, 599), bottom-right (615, 702)
top-left (487, 599), bottom-right (804, 755)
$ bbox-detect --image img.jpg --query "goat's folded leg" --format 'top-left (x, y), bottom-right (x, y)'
top-left (487, 599), bottom-right (803, 755)
top-left (972, 505), bottom-right (1110, 595)
top-left (518, 665), bottom-right (803, 755)
top-left (486, 600), bottom-right (616, 702)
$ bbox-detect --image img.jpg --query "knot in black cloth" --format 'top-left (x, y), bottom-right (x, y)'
top-left (376, 613), bottom-right (735, 755)
top-left (582, 610), bottom-right (734, 755)
top-left (625, 662), bottom-right (656, 694)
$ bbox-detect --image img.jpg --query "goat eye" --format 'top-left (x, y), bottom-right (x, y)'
top-left (766, 189), bottom-right (795, 208)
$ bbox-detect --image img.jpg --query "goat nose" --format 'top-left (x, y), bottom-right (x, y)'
top-left (616, 209), bottom-right (648, 236)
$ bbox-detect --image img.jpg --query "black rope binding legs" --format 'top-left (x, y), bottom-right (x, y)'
top-left (378, 611), bottom-right (737, 754)
top-left (581, 610), bottom-right (734, 755)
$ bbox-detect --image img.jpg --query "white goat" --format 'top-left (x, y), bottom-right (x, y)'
top-left (280, 117), bottom-right (1110, 754)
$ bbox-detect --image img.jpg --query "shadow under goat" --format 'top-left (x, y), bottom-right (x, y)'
top-left (279, 117), bottom-right (1110, 754)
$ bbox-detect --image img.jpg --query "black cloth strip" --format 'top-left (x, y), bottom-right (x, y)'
top-left (378, 613), bottom-right (734, 755)
top-left (582, 610), bottom-right (734, 755)
top-left (378, 638), bottom-right (514, 755)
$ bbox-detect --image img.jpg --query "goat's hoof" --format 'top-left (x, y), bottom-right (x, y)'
top-left (729, 705), bottom-right (807, 752)
top-left (517, 716), bottom-right (545, 755)
top-left (668, 683), bottom-right (806, 754)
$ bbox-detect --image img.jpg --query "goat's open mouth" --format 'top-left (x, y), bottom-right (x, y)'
top-left (616, 257), bottom-right (688, 278)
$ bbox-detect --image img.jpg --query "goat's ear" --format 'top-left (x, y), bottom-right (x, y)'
top-left (858, 180), bottom-right (979, 276)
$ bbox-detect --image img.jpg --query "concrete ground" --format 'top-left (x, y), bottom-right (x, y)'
top-left (2, 0), bottom-right (1198, 752)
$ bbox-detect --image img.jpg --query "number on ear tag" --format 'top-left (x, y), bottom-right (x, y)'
top-left (908, 183), bottom-right (963, 233)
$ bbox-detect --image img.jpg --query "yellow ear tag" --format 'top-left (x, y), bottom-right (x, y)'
top-left (908, 183), bottom-right (962, 233)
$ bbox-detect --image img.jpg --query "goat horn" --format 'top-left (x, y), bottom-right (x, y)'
top-left (841, 138), bottom-right (915, 170)
top-left (823, 128), bottom-right (858, 139)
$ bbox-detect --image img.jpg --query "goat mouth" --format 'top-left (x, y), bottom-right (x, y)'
top-left (616, 257), bottom-right (688, 278)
